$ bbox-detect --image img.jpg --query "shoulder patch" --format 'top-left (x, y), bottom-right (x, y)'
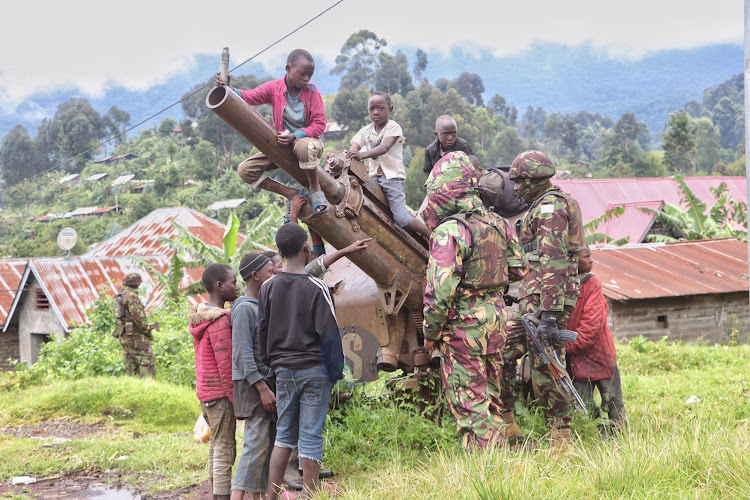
top-left (540, 204), bottom-right (555, 214)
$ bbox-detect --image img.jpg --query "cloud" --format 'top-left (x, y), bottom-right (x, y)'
top-left (0, 0), bottom-right (741, 113)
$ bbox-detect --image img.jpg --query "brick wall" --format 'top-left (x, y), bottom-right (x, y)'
top-left (0, 326), bottom-right (20, 371)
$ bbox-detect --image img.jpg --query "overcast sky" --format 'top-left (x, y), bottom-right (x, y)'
top-left (0, 0), bottom-right (741, 113)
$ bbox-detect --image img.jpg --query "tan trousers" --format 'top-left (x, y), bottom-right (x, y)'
top-left (237, 137), bottom-right (323, 187)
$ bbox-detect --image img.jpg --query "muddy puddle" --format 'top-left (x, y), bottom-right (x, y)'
top-left (0, 475), bottom-right (213, 499)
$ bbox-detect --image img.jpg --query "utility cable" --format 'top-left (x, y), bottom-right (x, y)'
top-left (2, 0), bottom-right (344, 192)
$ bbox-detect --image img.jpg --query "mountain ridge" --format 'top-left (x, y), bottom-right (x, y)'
top-left (1, 42), bottom-right (742, 141)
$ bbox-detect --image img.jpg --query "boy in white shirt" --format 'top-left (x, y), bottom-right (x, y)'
top-left (344, 92), bottom-right (431, 239)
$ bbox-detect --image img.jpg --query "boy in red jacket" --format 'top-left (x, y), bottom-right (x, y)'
top-left (566, 247), bottom-right (626, 432)
top-left (219, 49), bottom-right (329, 216)
top-left (189, 263), bottom-right (238, 500)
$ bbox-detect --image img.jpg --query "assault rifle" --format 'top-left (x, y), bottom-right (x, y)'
top-left (521, 311), bottom-right (587, 413)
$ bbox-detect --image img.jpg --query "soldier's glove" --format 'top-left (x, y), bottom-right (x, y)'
top-left (538, 312), bottom-right (560, 344)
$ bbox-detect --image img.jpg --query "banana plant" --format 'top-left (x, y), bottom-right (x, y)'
top-left (637, 174), bottom-right (747, 243)
top-left (133, 204), bottom-right (285, 297)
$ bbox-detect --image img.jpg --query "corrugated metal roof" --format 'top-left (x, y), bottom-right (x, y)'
top-left (68, 206), bottom-right (100, 217)
top-left (91, 206), bottom-right (117, 215)
top-left (556, 177), bottom-right (747, 243)
top-left (84, 207), bottom-right (243, 258)
top-left (206, 199), bottom-right (246, 211)
top-left (5, 256), bottom-right (203, 331)
top-left (595, 201), bottom-right (663, 245)
top-left (592, 238), bottom-right (749, 301)
top-left (59, 174), bottom-right (79, 183)
top-left (112, 174), bottom-right (135, 186)
top-left (87, 173), bottom-right (109, 181)
top-left (0, 259), bottom-right (27, 326)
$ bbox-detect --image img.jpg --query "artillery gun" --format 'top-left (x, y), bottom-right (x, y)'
top-left (206, 85), bottom-right (432, 382)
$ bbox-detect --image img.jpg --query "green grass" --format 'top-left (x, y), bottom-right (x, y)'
top-left (0, 341), bottom-right (748, 498)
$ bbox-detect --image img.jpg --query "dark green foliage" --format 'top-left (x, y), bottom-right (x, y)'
top-left (0, 126), bottom-right (48, 185)
top-left (331, 29), bottom-right (387, 91)
top-left (24, 295), bottom-right (195, 387)
top-left (0, 34), bottom-right (744, 260)
top-left (663, 111), bottom-right (696, 174)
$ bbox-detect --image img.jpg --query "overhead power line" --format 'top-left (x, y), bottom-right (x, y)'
top-left (2, 0), bottom-right (345, 193)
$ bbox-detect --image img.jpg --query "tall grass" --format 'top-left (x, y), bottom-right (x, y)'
top-left (0, 333), bottom-right (748, 498)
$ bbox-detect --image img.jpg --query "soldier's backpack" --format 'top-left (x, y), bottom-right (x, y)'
top-left (112, 292), bottom-right (126, 338)
top-left (477, 166), bottom-right (529, 218)
top-left (113, 292), bottom-right (126, 320)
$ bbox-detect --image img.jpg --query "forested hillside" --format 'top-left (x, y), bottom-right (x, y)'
top-left (0, 31), bottom-right (745, 258)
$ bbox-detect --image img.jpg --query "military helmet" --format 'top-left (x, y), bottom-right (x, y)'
top-left (123, 273), bottom-right (143, 287)
top-left (509, 150), bottom-right (555, 180)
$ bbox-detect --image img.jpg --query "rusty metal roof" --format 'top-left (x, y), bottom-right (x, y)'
top-left (556, 176), bottom-right (747, 243)
top-left (0, 259), bottom-right (27, 326)
top-left (592, 238), bottom-right (749, 301)
top-left (85, 207), bottom-right (238, 258)
top-left (3, 256), bottom-right (203, 332)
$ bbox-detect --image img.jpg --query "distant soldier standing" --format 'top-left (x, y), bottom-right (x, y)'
top-left (114, 273), bottom-right (157, 377)
top-left (499, 150), bottom-right (584, 450)
top-left (422, 151), bottom-right (526, 450)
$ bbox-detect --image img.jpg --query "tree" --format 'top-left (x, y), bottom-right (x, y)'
top-left (403, 147), bottom-right (427, 209)
top-left (449, 72), bottom-right (485, 106)
top-left (0, 125), bottom-right (46, 185)
top-left (373, 51), bottom-right (414, 96)
top-left (519, 106), bottom-right (547, 140)
top-left (158, 118), bottom-right (177, 138)
top-left (331, 30), bottom-right (387, 91)
top-left (487, 94), bottom-right (517, 126)
top-left (712, 97), bottom-right (743, 150)
top-left (191, 140), bottom-right (218, 181)
top-left (413, 49), bottom-right (428, 82)
top-left (693, 117), bottom-right (722, 173)
top-left (662, 111), bottom-right (696, 174)
top-left (47, 98), bottom-right (107, 170)
top-left (104, 106), bottom-right (131, 144)
top-left (330, 85), bottom-right (370, 133)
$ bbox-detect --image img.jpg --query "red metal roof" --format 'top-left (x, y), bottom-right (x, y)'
top-left (0, 259), bottom-right (27, 326)
top-left (6, 256), bottom-right (204, 331)
top-left (556, 177), bottom-right (747, 244)
top-left (591, 239), bottom-right (749, 301)
top-left (85, 207), bottom-right (242, 258)
top-left (595, 201), bottom-right (663, 245)
top-left (91, 206), bottom-right (117, 215)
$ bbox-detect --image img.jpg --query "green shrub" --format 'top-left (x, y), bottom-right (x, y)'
top-left (14, 295), bottom-right (196, 388)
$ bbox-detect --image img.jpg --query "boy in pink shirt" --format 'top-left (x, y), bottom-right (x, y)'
top-left (218, 49), bottom-right (329, 216)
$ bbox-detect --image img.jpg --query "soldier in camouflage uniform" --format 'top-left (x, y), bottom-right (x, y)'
top-left (499, 150), bottom-right (584, 450)
top-left (114, 273), bottom-right (157, 377)
top-left (422, 151), bottom-right (526, 450)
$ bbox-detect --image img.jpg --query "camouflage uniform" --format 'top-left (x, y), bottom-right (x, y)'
top-left (114, 273), bottom-right (156, 378)
top-left (499, 151), bottom-right (584, 431)
top-left (422, 152), bottom-right (526, 450)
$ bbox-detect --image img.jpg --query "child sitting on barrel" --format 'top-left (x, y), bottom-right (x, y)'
top-left (217, 48), bottom-right (329, 217)
top-left (342, 91), bottom-right (431, 239)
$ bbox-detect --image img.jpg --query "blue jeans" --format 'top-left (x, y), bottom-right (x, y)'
top-left (274, 366), bottom-right (331, 463)
top-left (232, 416), bottom-right (275, 493)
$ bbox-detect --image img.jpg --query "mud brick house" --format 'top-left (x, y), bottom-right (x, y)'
top-left (0, 207), bottom-right (239, 367)
top-left (591, 239), bottom-right (749, 343)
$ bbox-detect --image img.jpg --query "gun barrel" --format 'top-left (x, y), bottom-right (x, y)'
top-left (205, 85), bottom-right (426, 312)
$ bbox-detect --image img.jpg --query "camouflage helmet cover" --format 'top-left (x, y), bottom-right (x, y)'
top-left (123, 273), bottom-right (143, 287)
top-left (509, 150), bottom-right (555, 180)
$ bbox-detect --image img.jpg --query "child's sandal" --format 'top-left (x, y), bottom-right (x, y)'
top-left (283, 189), bottom-right (313, 224)
top-left (311, 191), bottom-right (329, 215)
